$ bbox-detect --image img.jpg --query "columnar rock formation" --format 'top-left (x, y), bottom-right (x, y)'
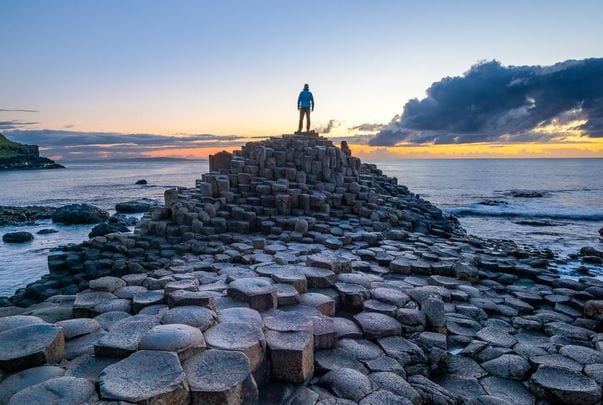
top-left (0, 132), bottom-right (601, 404)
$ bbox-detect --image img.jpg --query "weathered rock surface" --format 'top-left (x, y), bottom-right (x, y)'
top-left (51, 204), bottom-right (110, 224)
top-left (2, 132), bottom-right (602, 404)
top-left (0, 324), bottom-right (64, 371)
top-left (99, 350), bottom-right (189, 403)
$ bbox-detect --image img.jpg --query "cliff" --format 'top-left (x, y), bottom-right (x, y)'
top-left (0, 133), bottom-right (64, 170)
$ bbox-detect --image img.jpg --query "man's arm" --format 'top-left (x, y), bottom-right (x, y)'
top-left (297, 93), bottom-right (301, 109)
top-left (310, 93), bottom-right (315, 111)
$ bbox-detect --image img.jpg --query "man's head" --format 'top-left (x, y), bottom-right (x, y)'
top-left (303, 83), bottom-right (309, 90)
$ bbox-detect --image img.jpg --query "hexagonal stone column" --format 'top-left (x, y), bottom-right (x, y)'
top-left (354, 312), bottom-right (402, 340)
top-left (204, 322), bottom-right (266, 372)
top-left (0, 324), bottom-right (64, 371)
top-left (139, 324), bottom-right (206, 360)
top-left (184, 349), bottom-right (258, 405)
top-left (99, 350), bottom-right (189, 403)
top-left (227, 278), bottom-right (277, 311)
top-left (9, 376), bottom-right (97, 404)
top-left (265, 329), bottom-right (314, 383)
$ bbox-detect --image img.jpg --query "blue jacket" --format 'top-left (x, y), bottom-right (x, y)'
top-left (298, 89), bottom-right (314, 109)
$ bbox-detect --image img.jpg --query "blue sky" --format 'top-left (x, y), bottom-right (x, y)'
top-left (1, 1), bottom-right (603, 158)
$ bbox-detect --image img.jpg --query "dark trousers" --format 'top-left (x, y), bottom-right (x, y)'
top-left (298, 108), bottom-right (311, 132)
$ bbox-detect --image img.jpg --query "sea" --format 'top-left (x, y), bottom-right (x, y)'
top-left (0, 158), bottom-right (601, 296)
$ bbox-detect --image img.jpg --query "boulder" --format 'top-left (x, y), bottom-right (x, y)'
top-left (115, 198), bottom-right (158, 213)
top-left (52, 204), bottom-right (110, 224)
top-left (2, 231), bottom-right (33, 243)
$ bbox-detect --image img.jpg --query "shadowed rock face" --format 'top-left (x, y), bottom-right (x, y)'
top-left (0, 133), bottom-right (64, 170)
top-left (1, 132), bottom-right (602, 404)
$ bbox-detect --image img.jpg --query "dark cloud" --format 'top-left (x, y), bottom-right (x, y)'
top-left (317, 119), bottom-right (340, 134)
top-left (348, 123), bottom-right (385, 132)
top-left (0, 120), bottom-right (38, 130)
top-left (3, 130), bottom-right (248, 159)
top-left (0, 108), bottom-right (38, 113)
top-left (370, 58), bottom-right (603, 146)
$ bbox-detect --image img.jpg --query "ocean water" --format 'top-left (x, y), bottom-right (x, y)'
top-left (0, 158), bottom-right (601, 296)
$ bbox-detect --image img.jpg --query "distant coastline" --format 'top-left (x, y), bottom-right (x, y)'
top-left (0, 133), bottom-right (64, 171)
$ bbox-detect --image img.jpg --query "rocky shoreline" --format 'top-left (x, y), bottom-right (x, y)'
top-left (0, 132), bottom-right (601, 404)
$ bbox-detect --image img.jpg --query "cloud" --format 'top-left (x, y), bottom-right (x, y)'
top-left (3, 130), bottom-right (249, 159)
top-left (348, 123), bottom-right (385, 132)
top-left (370, 58), bottom-right (603, 146)
top-left (0, 120), bottom-right (38, 130)
top-left (317, 119), bottom-right (340, 134)
top-left (0, 108), bottom-right (38, 113)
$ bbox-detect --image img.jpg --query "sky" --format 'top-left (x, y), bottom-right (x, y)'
top-left (1, 0), bottom-right (603, 159)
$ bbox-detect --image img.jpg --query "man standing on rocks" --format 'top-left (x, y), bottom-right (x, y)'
top-left (297, 83), bottom-right (315, 133)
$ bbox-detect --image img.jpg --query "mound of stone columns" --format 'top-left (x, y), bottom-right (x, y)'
top-left (0, 132), bottom-right (602, 404)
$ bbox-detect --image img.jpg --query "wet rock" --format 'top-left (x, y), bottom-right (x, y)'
top-left (529, 365), bottom-right (601, 404)
top-left (184, 349), bottom-right (258, 405)
top-left (0, 324), bottom-right (64, 371)
top-left (52, 204), bottom-right (109, 224)
top-left (139, 323), bottom-right (206, 360)
top-left (88, 221), bottom-right (129, 237)
top-left (2, 231), bottom-right (33, 243)
top-left (359, 390), bottom-right (412, 405)
top-left (115, 198), bottom-right (158, 213)
top-left (99, 350), bottom-right (189, 403)
top-left (8, 376), bottom-right (97, 404)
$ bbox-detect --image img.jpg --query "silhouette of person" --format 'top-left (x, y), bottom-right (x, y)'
top-left (297, 83), bottom-right (314, 132)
